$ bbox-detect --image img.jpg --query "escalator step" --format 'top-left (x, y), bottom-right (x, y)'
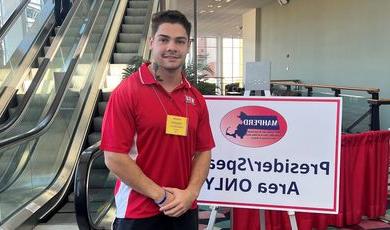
top-left (116, 42), bottom-right (139, 53)
top-left (118, 33), bottom-right (142, 43)
top-left (121, 24), bottom-right (144, 33)
top-left (126, 8), bottom-right (147, 16)
top-left (93, 116), bottom-right (103, 131)
top-left (124, 16), bottom-right (145, 24)
top-left (128, 1), bottom-right (149, 8)
top-left (88, 132), bottom-right (101, 146)
top-left (102, 91), bottom-right (111, 101)
top-left (38, 57), bottom-right (45, 66)
top-left (113, 53), bottom-right (138, 64)
top-left (44, 46), bottom-right (50, 54)
top-left (98, 101), bottom-right (107, 115)
top-left (54, 26), bottom-right (60, 34)
top-left (49, 36), bottom-right (55, 44)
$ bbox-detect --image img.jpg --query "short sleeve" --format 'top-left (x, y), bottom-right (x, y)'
top-left (100, 85), bottom-right (136, 154)
top-left (195, 99), bottom-right (215, 152)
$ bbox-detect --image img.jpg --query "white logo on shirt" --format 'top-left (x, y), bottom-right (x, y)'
top-left (185, 96), bottom-right (195, 105)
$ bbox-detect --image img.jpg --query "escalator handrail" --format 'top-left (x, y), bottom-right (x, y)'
top-left (140, 0), bottom-right (160, 59)
top-left (0, 0), bottom-right (104, 151)
top-left (0, 0), bottom-right (30, 40)
top-left (0, 59), bottom-right (49, 133)
top-left (75, 141), bottom-right (115, 230)
top-left (0, 0), bottom-right (85, 133)
top-left (75, 141), bottom-right (102, 230)
top-left (0, 57), bottom-right (78, 150)
top-left (0, 136), bottom-right (37, 193)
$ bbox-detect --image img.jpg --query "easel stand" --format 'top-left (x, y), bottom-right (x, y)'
top-left (288, 211), bottom-right (298, 230)
top-left (248, 89), bottom-right (298, 230)
top-left (206, 206), bottom-right (218, 230)
top-left (206, 87), bottom-right (298, 230)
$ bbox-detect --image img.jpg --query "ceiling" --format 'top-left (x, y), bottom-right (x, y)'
top-left (176, 0), bottom-right (274, 37)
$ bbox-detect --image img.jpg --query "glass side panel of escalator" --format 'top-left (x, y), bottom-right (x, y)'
top-left (0, 0), bottom-right (53, 94)
top-left (0, 0), bottom-right (101, 139)
top-left (0, 0), bottom-right (116, 223)
top-left (88, 152), bottom-right (116, 229)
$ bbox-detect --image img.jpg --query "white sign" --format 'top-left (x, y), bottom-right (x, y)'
top-left (198, 96), bottom-right (342, 214)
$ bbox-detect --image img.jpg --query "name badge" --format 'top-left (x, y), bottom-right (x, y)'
top-left (166, 115), bottom-right (188, 136)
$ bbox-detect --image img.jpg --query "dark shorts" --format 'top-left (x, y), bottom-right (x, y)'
top-left (113, 209), bottom-right (198, 230)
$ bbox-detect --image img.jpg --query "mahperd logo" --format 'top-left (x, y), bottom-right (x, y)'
top-left (220, 106), bottom-right (287, 147)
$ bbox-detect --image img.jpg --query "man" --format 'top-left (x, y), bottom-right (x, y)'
top-left (54, 0), bottom-right (71, 26)
top-left (100, 10), bottom-right (215, 230)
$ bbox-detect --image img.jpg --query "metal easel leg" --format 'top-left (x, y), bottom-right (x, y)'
top-left (206, 206), bottom-right (218, 230)
top-left (259, 209), bottom-right (266, 230)
top-left (288, 211), bottom-right (298, 230)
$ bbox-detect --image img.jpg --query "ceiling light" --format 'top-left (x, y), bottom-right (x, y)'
top-left (217, 5), bottom-right (222, 8)
top-left (200, 10), bottom-right (206, 14)
top-left (277, 0), bottom-right (289, 6)
top-left (209, 10), bottom-right (214, 13)
top-left (208, 4), bottom-right (213, 8)
top-left (215, 0), bottom-right (222, 1)
top-left (226, 0), bottom-right (231, 2)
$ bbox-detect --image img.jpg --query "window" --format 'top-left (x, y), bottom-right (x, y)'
top-left (222, 37), bottom-right (243, 88)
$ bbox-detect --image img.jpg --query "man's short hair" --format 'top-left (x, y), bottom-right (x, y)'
top-left (151, 10), bottom-right (191, 39)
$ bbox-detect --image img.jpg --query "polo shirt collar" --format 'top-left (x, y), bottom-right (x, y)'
top-left (138, 63), bottom-right (192, 89)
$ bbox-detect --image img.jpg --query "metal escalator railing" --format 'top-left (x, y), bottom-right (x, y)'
top-left (139, 0), bottom-right (159, 59)
top-left (0, 0), bottom-right (54, 96)
top-left (0, 55), bottom-right (80, 150)
top-left (0, 0), bottom-right (101, 194)
top-left (0, 0), bottom-right (83, 133)
top-left (0, 59), bottom-right (50, 133)
top-left (271, 81), bottom-right (380, 133)
top-left (0, 0), bottom-right (119, 226)
top-left (0, 0), bottom-right (93, 139)
top-left (0, 0), bottom-right (30, 40)
top-left (75, 142), bottom-right (116, 230)
top-left (0, 58), bottom-right (78, 193)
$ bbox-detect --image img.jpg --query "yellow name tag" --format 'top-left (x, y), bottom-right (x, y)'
top-left (166, 115), bottom-right (188, 136)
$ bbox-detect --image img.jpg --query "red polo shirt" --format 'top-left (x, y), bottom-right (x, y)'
top-left (100, 63), bottom-right (215, 218)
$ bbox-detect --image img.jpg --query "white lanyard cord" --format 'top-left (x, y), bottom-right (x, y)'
top-left (151, 86), bottom-right (188, 118)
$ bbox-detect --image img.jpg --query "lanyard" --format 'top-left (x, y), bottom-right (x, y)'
top-left (151, 85), bottom-right (188, 118)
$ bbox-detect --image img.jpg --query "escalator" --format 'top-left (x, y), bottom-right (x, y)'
top-left (72, 1), bottom-right (158, 228)
top-left (0, 0), bottom-right (85, 197)
top-left (87, 0), bottom-right (153, 146)
top-left (0, 0), bottom-right (57, 125)
top-left (75, 144), bottom-right (116, 229)
top-left (0, 0), bottom-right (156, 229)
top-left (0, 0), bottom-right (117, 228)
top-left (0, 0), bottom-right (105, 195)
